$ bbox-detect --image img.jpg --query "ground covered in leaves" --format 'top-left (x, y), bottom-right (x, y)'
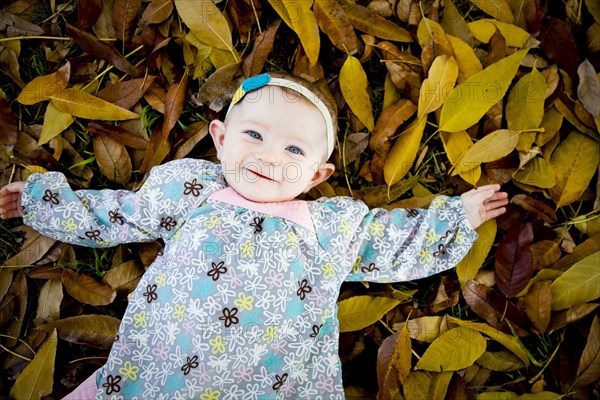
top-left (1, 0), bottom-right (600, 399)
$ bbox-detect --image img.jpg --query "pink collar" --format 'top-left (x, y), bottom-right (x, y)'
top-left (208, 187), bottom-right (315, 233)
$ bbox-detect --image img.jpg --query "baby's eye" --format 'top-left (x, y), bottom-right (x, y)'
top-left (246, 131), bottom-right (262, 140)
top-left (286, 145), bottom-right (304, 155)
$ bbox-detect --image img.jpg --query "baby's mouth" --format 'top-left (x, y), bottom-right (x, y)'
top-left (245, 168), bottom-right (275, 182)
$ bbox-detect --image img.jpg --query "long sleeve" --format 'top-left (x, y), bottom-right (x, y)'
top-left (312, 195), bottom-right (478, 283)
top-left (21, 159), bottom-right (225, 248)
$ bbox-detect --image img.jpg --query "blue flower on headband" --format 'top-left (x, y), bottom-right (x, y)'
top-left (231, 74), bottom-right (271, 106)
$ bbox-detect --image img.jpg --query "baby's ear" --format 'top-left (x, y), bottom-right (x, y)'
top-left (209, 120), bottom-right (226, 160)
top-left (305, 163), bottom-right (335, 192)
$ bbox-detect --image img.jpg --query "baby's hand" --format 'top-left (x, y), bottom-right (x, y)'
top-left (0, 182), bottom-right (25, 219)
top-left (460, 184), bottom-right (508, 230)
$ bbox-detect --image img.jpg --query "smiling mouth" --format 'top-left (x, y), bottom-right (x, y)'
top-left (246, 168), bottom-right (275, 182)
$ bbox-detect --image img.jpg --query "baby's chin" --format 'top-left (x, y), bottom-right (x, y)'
top-left (226, 180), bottom-right (301, 203)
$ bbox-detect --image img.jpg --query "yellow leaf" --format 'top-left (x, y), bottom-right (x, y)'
top-left (447, 34), bottom-right (483, 82)
top-left (468, 19), bottom-right (530, 47)
top-left (455, 129), bottom-right (521, 173)
top-left (16, 62), bottom-right (70, 105)
top-left (416, 327), bottom-right (487, 371)
top-left (441, 0), bottom-right (474, 46)
top-left (537, 107), bottom-right (563, 147)
top-left (269, 0), bottom-right (320, 65)
top-left (506, 67), bottom-right (546, 131)
top-left (383, 117), bottom-right (427, 185)
top-left (339, 55), bottom-right (374, 131)
top-left (549, 131), bottom-right (600, 207)
top-left (174, 0), bottom-right (237, 60)
top-left (50, 89), bottom-right (138, 120)
top-left (39, 102), bottom-right (74, 145)
top-left (456, 219), bottom-right (497, 287)
top-left (10, 330), bottom-right (57, 400)
top-left (440, 130), bottom-right (481, 185)
top-left (439, 49), bottom-right (528, 132)
top-left (418, 55), bottom-right (459, 118)
top-left (403, 371), bottom-right (431, 400)
top-left (476, 392), bottom-right (518, 400)
top-left (449, 317), bottom-right (530, 366)
top-left (550, 251), bottom-right (600, 310)
top-left (513, 157), bottom-right (556, 188)
top-left (417, 17), bottom-right (453, 57)
top-left (513, 392), bottom-right (571, 400)
top-left (342, 3), bottom-right (413, 42)
top-left (429, 371), bottom-right (453, 400)
top-left (338, 295), bottom-right (401, 332)
top-left (469, 0), bottom-right (514, 23)
top-left (477, 350), bottom-right (524, 372)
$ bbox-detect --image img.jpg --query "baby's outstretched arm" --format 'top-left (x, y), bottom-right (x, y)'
top-left (460, 184), bottom-right (508, 230)
top-left (0, 182), bottom-right (25, 219)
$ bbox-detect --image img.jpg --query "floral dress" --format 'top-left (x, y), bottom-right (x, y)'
top-left (21, 159), bottom-right (477, 400)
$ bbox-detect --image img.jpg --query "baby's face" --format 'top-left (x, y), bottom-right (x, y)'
top-left (210, 86), bottom-right (334, 203)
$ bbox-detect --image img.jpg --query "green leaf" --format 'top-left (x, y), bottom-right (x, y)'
top-left (10, 330), bottom-right (57, 400)
top-left (416, 327), bottom-right (487, 371)
top-left (551, 251), bottom-right (600, 310)
top-left (338, 295), bottom-right (401, 332)
top-left (439, 49), bottom-right (528, 132)
top-left (513, 157), bottom-right (556, 189)
top-left (339, 55), bottom-right (374, 131)
top-left (454, 129), bottom-right (520, 171)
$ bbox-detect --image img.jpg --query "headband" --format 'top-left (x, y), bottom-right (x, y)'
top-left (226, 74), bottom-right (336, 158)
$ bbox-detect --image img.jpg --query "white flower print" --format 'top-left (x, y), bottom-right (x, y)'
top-left (188, 299), bottom-right (208, 321)
top-left (183, 378), bottom-right (202, 398)
top-left (208, 353), bottom-right (230, 373)
top-left (222, 384), bottom-right (245, 400)
top-left (242, 383), bottom-right (265, 400)
top-left (231, 346), bottom-right (249, 369)
top-left (142, 379), bottom-right (160, 398)
top-left (172, 286), bottom-right (189, 304)
top-left (253, 365), bottom-right (274, 388)
top-left (164, 320), bottom-right (181, 345)
top-left (155, 361), bottom-right (174, 386)
top-left (248, 343), bottom-right (268, 366)
top-left (213, 370), bottom-right (234, 389)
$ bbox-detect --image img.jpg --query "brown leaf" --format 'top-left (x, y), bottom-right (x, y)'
top-left (428, 276), bottom-right (460, 314)
top-left (93, 134), bottom-right (133, 184)
top-left (78, 0), bottom-right (102, 30)
top-left (0, 45), bottom-right (25, 87)
top-left (538, 16), bottom-right (579, 76)
top-left (524, 280), bottom-right (551, 332)
top-left (314, 0), bottom-right (361, 55)
top-left (139, 0), bottom-right (173, 26)
top-left (495, 223), bottom-right (534, 297)
top-left (0, 271), bottom-right (23, 328)
top-left (242, 20), bottom-right (280, 78)
top-left (293, 45), bottom-right (325, 82)
top-left (2, 271), bottom-right (27, 347)
top-left (37, 315), bottom-right (121, 349)
top-left (88, 121), bottom-right (148, 149)
top-left (173, 121), bottom-right (209, 159)
top-left (463, 280), bottom-right (502, 327)
top-left (144, 83), bottom-right (167, 113)
top-left (0, 94), bottom-right (18, 158)
top-left (523, 0), bottom-right (544, 32)
top-left (0, 9), bottom-right (45, 36)
top-left (552, 233), bottom-right (600, 271)
top-left (226, 0), bottom-right (258, 43)
top-left (510, 194), bottom-right (557, 224)
top-left (341, 132), bottom-right (370, 167)
top-left (574, 314), bottom-right (600, 386)
top-left (196, 63), bottom-right (241, 113)
top-left (3, 226), bottom-right (56, 267)
top-left (352, 175), bottom-right (419, 207)
top-left (102, 260), bottom-right (145, 294)
top-left (66, 23), bottom-right (142, 78)
top-left (113, 0), bottom-right (141, 43)
top-left (370, 99), bottom-right (417, 158)
top-left (377, 322), bottom-right (412, 399)
top-left (548, 303), bottom-right (600, 333)
top-left (61, 269), bottom-right (116, 306)
top-left (0, 268), bottom-right (12, 300)
top-left (483, 28), bottom-right (508, 68)
top-left (96, 76), bottom-right (156, 110)
top-left (531, 240), bottom-right (562, 270)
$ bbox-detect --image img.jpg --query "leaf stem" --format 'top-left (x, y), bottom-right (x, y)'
top-left (0, 333), bottom-right (36, 359)
top-left (529, 333), bottom-right (562, 384)
top-left (0, 36), bottom-right (71, 42)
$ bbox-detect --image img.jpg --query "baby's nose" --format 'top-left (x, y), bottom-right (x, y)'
top-left (255, 148), bottom-right (280, 164)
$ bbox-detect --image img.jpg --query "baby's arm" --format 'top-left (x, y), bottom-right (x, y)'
top-left (460, 184), bottom-right (508, 229)
top-left (0, 182), bottom-right (25, 219)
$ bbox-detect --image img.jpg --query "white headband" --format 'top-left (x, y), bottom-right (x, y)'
top-left (226, 74), bottom-right (336, 158)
